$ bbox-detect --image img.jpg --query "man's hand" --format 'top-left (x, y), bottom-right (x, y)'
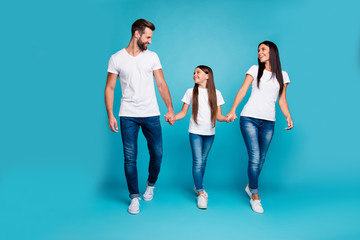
top-left (164, 111), bottom-right (176, 125)
top-left (109, 116), bottom-right (119, 133)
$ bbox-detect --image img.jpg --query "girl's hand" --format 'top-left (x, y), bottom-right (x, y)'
top-left (285, 117), bottom-right (293, 130)
top-left (225, 112), bottom-right (237, 122)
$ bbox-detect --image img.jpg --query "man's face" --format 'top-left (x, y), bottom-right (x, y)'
top-left (137, 27), bottom-right (153, 51)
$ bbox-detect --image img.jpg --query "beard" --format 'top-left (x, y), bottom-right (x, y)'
top-left (137, 38), bottom-right (147, 51)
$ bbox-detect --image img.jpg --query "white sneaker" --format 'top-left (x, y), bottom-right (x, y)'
top-left (197, 193), bottom-right (208, 209)
top-left (245, 185), bottom-right (252, 199)
top-left (143, 184), bottom-right (155, 201)
top-left (128, 197), bottom-right (140, 214)
top-left (250, 199), bottom-right (264, 213)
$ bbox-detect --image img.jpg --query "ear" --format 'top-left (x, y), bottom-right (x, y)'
top-left (134, 30), bottom-right (140, 39)
top-left (206, 74), bottom-right (209, 80)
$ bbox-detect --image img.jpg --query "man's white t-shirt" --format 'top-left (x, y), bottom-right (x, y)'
top-left (240, 65), bottom-right (290, 121)
top-left (182, 88), bottom-right (225, 135)
top-left (107, 49), bottom-right (162, 117)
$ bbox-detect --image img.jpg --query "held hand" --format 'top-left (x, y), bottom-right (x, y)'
top-left (285, 117), bottom-right (293, 130)
top-left (225, 112), bottom-right (237, 122)
top-left (109, 116), bottom-right (119, 133)
top-left (164, 111), bottom-right (176, 125)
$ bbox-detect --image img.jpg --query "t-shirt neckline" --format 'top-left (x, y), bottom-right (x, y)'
top-left (124, 48), bottom-right (144, 58)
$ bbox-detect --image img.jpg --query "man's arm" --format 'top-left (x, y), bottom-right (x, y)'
top-left (153, 69), bottom-right (175, 125)
top-left (105, 73), bottom-right (119, 132)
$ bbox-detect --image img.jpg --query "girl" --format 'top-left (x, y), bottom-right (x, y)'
top-left (175, 65), bottom-right (229, 209)
top-left (226, 41), bottom-right (293, 213)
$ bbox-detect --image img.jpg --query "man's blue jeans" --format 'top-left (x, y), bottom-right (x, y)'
top-left (189, 133), bottom-right (215, 193)
top-left (120, 116), bottom-right (163, 199)
top-left (240, 116), bottom-right (275, 194)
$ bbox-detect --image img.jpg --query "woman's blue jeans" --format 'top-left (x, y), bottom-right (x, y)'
top-left (120, 116), bottom-right (163, 199)
top-left (189, 133), bottom-right (215, 193)
top-left (240, 116), bottom-right (275, 194)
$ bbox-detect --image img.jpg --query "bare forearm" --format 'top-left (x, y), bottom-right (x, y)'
top-left (279, 100), bottom-right (291, 119)
top-left (158, 84), bottom-right (174, 113)
top-left (230, 90), bottom-right (246, 112)
top-left (216, 114), bottom-right (227, 122)
top-left (105, 87), bottom-right (115, 118)
top-left (175, 111), bottom-right (186, 121)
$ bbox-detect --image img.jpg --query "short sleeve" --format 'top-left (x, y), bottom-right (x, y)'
top-left (282, 71), bottom-right (290, 84)
top-left (181, 88), bottom-right (192, 104)
top-left (216, 90), bottom-right (225, 106)
top-left (107, 55), bottom-right (118, 74)
top-left (246, 65), bottom-right (258, 79)
top-left (152, 52), bottom-right (162, 70)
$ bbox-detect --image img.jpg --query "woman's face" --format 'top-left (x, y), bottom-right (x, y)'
top-left (193, 68), bottom-right (208, 86)
top-left (258, 44), bottom-right (270, 63)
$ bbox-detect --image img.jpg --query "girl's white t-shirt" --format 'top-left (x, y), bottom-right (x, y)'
top-left (240, 65), bottom-right (290, 121)
top-left (182, 88), bottom-right (225, 135)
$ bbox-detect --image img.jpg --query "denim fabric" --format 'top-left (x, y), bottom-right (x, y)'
top-left (189, 133), bottom-right (215, 193)
top-left (120, 116), bottom-right (163, 199)
top-left (240, 116), bottom-right (275, 194)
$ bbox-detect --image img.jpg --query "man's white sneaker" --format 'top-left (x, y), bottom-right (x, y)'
top-left (197, 193), bottom-right (208, 209)
top-left (245, 185), bottom-right (252, 199)
top-left (128, 197), bottom-right (140, 214)
top-left (143, 185), bottom-right (155, 201)
top-left (250, 199), bottom-right (264, 213)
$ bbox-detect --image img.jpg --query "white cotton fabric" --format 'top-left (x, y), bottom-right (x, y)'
top-left (182, 88), bottom-right (225, 135)
top-left (107, 49), bottom-right (162, 117)
top-left (240, 65), bottom-right (290, 121)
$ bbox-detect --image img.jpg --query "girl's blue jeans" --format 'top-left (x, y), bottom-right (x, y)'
top-left (189, 133), bottom-right (215, 193)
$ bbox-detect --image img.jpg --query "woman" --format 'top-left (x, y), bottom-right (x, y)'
top-left (226, 41), bottom-right (293, 213)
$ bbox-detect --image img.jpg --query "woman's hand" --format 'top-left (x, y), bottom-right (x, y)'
top-left (225, 111), bottom-right (237, 122)
top-left (285, 117), bottom-right (293, 130)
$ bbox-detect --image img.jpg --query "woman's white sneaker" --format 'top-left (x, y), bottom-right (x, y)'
top-left (245, 185), bottom-right (252, 199)
top-left (128, 197), bottom-right (140, 214)
top-left (250, 199), bottom-right (264, 213)
top-left (197, 193), bottom-right (208, 209)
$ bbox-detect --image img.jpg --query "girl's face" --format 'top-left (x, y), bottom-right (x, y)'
top-left (258, 44), bottom-right (270, 63)
top-left (193, 68), bottom-right (208, 87)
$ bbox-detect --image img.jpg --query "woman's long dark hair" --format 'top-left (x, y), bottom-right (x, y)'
top-left (257, 41), bottom-right (284, 95)
top-left (192, 65), bottom-right (217, 127)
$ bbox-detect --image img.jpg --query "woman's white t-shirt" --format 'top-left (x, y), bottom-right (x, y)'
top-left (182, 88), bottom-right (225, 135)
top-left (240, 65), bottom-right (290, 121)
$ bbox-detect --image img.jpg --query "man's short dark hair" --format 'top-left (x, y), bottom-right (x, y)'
top-left (131, 19), bottom-right (155, 36)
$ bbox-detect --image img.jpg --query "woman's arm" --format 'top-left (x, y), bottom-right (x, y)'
top-left (175, 103), bottom-right (190, 121)
top-left (226, 74), bottom-right (254, 121)
top-left (278, 83), bottom-right (293, 130)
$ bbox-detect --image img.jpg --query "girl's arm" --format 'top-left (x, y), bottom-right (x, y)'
top-left (278, 83), bottom-right (293, 130)
top-left (226, 74), bottom-right (253, 121)
top-left (216, 106), bottom-right (229, 122)
top-left (175, 103), bottom-right (190, 121)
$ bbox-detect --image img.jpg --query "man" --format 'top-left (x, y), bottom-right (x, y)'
top-left (105, 19), bottom-right (175, 214)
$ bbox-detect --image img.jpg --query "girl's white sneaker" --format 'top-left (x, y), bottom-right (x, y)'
top-left (250, 199), bottom-right (264, 213)
top-left (197, 193), bottom-right (208, 209)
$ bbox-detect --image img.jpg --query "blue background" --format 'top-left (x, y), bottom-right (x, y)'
top-left (1, 0), bottom-right (360, 239)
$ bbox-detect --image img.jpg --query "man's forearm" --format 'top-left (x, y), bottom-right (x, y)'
top-left (105, 88), bottom-right (115, 118)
